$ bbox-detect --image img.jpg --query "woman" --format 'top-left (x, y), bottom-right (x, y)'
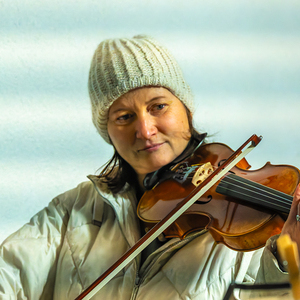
top-left (0, 35), bottom-right (299, 299)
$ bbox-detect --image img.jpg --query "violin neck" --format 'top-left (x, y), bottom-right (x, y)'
top-left (216, 174), bottom-right (292, 214)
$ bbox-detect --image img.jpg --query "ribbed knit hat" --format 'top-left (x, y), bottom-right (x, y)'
top-left (88, 35), bottom-right (194, 144)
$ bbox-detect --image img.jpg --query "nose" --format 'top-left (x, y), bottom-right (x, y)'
top-left (135, 114), bottom-right (157, 140)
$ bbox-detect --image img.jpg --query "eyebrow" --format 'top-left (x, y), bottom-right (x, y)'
top-left (109, 95), bottom-right (167, 116)
top-left (145, 96), bottom-right (167, 105)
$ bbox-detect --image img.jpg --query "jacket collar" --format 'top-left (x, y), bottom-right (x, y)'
top-left (87, 174), bottom-right (141, 248)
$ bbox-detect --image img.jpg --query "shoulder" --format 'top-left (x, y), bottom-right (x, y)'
top-left (55, 176), bottom-right (125, 228)
top-left (51, 175), bottom-right (136, 230)
top-left (55, 178), bottom-right (110, 213)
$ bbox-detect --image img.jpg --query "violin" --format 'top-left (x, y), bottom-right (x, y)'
top-left (138, 139), bottom-right (300, 251)
top-left (75, 134), bottom-right (300, 299)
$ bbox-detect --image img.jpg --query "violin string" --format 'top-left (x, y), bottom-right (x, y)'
top-left (218, 175), bottom-right (293, 212)
top-left (225, 178), bottom-right (292, 210)
top-left (226, 176), bottom-right (292, 204)
top-left (188, 165), bottom-right (293, 212)
top-left (221, 176), bottom-right (292, 208)
top-left (230, 176), bottom-right (293, 206)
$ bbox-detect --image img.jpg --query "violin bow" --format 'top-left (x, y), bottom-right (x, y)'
top-left (277, 234), bottom-right (300, 300)
top-left (75, 134), bottom-right (262, 300)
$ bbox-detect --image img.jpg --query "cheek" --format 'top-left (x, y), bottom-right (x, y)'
top-left (161, 111), bottom-right (190, 135)
top-left (107, 125), bottom-right (120, 146)
top-left (108, 125), bottom-right (133, 148)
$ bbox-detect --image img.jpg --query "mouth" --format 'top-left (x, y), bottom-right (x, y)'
top-left (138, 142), bottom-right (165, 152)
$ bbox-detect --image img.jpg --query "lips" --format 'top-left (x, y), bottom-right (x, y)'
top-left (138, 142), bottom-right (165, 152)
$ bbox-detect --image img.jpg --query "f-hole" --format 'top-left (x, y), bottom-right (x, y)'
top-left (196, 195), bottom-right (212, 205)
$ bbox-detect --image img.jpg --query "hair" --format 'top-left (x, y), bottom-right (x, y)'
top-left (98, 104), bottom-right (200, 194)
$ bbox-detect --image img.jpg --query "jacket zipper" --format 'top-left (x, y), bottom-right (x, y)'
top-left (129, 231), bottom-right (207, 300)
top-left (130, 274), bottom-right (141, 300)
top-left (129, 241), bottom-right (186, 300)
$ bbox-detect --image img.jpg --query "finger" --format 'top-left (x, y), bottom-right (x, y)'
top-left (283, 184), bottom-right (300, 228)
top-left (295, 183), bottom-right (300, 201)
top-left (291, 184), bottom-right (300, 211)
top-left (295, 184), bottom-right (300, 222)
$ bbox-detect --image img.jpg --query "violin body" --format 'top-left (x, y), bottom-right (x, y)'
top-left (137, 142), bottom-right (300, 251)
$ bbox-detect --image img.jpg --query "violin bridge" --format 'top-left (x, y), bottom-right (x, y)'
top-left (191, 162), bottom-right (214, 187)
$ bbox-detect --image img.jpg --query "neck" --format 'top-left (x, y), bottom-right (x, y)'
top-left (138, 174), bottom-right (146, 192)
top-left (136, 174), bottom-right (146, 200)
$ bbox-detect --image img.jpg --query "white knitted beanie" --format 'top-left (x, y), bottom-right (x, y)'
top-left (88, 35), bottom-right (194, 144)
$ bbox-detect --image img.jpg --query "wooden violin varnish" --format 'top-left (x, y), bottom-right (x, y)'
top-left (277, 234), bottom-right (300, 300)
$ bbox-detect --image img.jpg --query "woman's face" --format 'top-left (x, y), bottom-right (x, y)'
top-left (107, 87), bottom-right (191, 186)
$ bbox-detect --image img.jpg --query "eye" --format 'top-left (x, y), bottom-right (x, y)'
top-left (116, 113), bottom-right (134, 124)
top-left (151, 103), bottom-right (167, 113)
top-left (156, 104), bottom-right (166, 110)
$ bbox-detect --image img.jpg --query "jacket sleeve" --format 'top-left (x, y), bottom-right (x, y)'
top-left (231, 235), bottom-right (290, 299)
top-left (254, 234), bottom-right (290, 284)
top-left (0, 196), bottom-right (69, 299)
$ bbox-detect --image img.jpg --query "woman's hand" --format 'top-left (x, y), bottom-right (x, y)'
top-left (277, 183), bottom-right (300, 266)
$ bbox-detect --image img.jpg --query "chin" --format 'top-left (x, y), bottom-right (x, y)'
top-left (134, 154), bottom-right (176, 176)
top-left (149, 158), bottom-right (174, 173)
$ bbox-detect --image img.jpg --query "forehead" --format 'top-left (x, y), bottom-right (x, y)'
top-left (109, 87), bottom-right (174, 110)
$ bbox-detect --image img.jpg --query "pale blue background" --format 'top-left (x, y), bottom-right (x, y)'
top-left (1, 0), bottom-right (300, 243)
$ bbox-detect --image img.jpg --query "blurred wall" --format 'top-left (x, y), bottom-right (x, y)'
top-left (1, 0), bottom-right (300, 243)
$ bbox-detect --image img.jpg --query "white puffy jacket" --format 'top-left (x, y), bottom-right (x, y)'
top-left (0, 176), bottom-right (289, 300)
